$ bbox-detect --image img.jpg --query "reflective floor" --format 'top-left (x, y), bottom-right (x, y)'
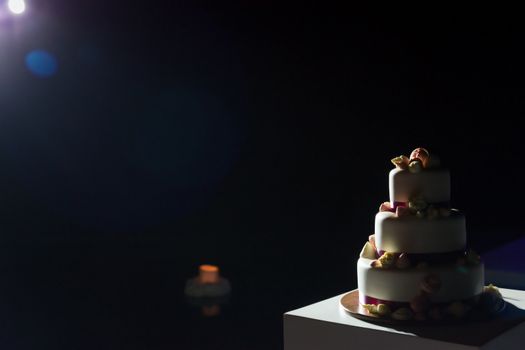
top-left (0, 234), bottom-right (356, 349)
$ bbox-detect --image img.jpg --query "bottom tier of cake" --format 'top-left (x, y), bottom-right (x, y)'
top-left (357, 257), bottom-right (484, 303)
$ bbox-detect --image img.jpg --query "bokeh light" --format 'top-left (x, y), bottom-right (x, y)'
top-left (7, 0), bottom-right (26, 15)
top-left (25, 50), bottom-right (58, 77)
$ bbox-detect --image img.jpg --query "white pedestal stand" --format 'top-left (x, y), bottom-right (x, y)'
top-left (284, 288), bottom-right (525, 350)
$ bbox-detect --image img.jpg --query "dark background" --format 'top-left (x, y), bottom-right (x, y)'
top-left (1, 2), bottom-right (524, 349)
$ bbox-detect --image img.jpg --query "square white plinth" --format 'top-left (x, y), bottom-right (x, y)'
top-left (284, 288), bottom-right (525, 350)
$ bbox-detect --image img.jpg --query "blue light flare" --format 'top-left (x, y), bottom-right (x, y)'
top-left (25, 50), bottom-right (58, 78)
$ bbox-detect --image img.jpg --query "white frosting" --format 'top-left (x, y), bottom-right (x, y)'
top-left (375, 210), bottom-right (466, 254)
top-left (357, 257), bottom-right (484, 302)
top-left (389, 168), bottom-right (450, 204)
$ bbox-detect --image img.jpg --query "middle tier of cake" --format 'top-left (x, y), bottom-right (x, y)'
top-left (375, 210), bottom-right (466, 254)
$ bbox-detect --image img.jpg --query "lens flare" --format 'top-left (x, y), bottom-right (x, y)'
top-left (8, 0), bottom-right (26, 15)
top-left (25, 50), bottom-right (58, 78)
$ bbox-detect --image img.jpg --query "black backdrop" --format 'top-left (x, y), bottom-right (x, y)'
top-left (1, 2), bottom-right (524, 349)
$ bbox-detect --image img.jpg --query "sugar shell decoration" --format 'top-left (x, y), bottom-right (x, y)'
top-left (395, 253), bottom-right (411, 269)
top-left (402, 194), bottom-right (451, 219)
top-left (390, 147), bottom-right (434, 173)
top-left (480, 284), bottom-right (505, 314)
top-left (360, 284), bottom-right (504, 321)
top-left (391, 155), bottom-right (409, 169)
top-left (362, 303), bottom-right (377, 314)
top-left (420, 273), bottom-right (442, 294)
top-left (379, 201), bottom-right (393, 212)
top-left (408, 147), bottom-right (430, 173)
top-left (359, 241), bottom-right (377, 259)
top-left (377, 198), bottom-right (451, 219)
top-left (370, 251), bottom-right (413, 270)
top-left (391, 307), bottom-right (413, 320)
top-left (368, 234), bottom-right (376, 250)
top-left (362, 303), bottom-right (392, 317)
top-left (409, 159), bottom-right (423, 173)
top-left (370, 259), bottom-right (382, 268)
top-left (484, 284), bottom-right (502, 298)
top-left (376, 252), bottom-right (396, 268)
top-left (408, 194), bottom-right (427, 212)
top-left (376, 304), bottom-right (391, 316)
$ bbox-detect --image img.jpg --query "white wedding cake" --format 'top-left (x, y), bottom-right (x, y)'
top-left (356, 148), bottom-right (491, 320)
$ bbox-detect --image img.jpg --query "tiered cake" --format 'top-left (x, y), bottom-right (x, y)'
top-left (357, 148), bottom-right (487, 320)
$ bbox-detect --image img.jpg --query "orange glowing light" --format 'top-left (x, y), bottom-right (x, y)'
top-left (199, 264), bottom-right (220, 284)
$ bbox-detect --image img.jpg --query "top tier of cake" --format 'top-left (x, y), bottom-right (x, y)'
top-left (389, 148), bottom-right (450, 207)
top-left (389, 167), bottom-right (450, 206)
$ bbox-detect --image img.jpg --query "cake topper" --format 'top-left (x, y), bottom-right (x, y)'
top-left (391, 147), bottom-right (431, 173)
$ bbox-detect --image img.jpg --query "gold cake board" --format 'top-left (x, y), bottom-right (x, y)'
top-left (340, 290), bottom-right (506, 326)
